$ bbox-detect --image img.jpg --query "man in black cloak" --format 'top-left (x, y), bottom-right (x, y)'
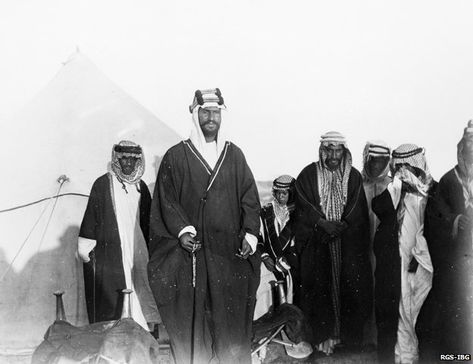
top-left (148, 89), bottom-right (261, 364)
top-left (294, 131), bottom-right (372, 356)
top-left (78, 141), bottom-right (160, 330)
top-left (417, 121), bottom-right (473, 361)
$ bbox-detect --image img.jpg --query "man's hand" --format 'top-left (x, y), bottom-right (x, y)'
top-left (179, 232), bottom-right (201, 253)
top-left (78, 251), bottom-right (90, 263)
top-left (318, 218), bottom-right (347, 237)
top-left (275, 257), bottom-right (291, 273)
top-left (408, 257), bottom-right (419, 273)
top-left (237, 238), bottom-right (252, 259)
top-left (262, 256), bottom-right (276, 272)
top-left (459, 214), bottom-right (472, 231)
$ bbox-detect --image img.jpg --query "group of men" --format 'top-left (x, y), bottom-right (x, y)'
top-left (78, 88), bottom-right (472, 364)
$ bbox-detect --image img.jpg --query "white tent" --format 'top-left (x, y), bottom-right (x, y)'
top-left (0, 51), bottom-right (181, 358)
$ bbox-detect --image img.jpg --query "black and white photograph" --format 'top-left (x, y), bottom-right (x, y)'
top-left (0, 1), bottom-right (472, 363)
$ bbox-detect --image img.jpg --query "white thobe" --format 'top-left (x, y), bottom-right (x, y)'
top-left (112, 177), bottom-right (149, 330)
top-left (388, 177), bottom-right (433, 364)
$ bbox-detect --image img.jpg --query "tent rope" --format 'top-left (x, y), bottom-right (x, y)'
top-left (0, 192), bottom-right (88, 214)
top-left (22, 181), bottom-right (66, 296)
top-left (0, 180), bottom-right (78, 281)
top-left (0, 199), bottom-right (52, 282)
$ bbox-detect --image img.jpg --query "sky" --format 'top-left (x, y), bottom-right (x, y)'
top-left (1, 0), bottom-right (473, 180)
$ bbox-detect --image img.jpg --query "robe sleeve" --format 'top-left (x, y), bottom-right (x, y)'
top-left (236, 147), bottom-right (261, 238)
top-left (79, 180), bottom-right (100, 240)
top-left (387, 177), bottom-right (402, 209)
top-left (257, 216), bottom-right (270, 258)
top-left (139, 181), bottom-right (152, 245)
top-left (429, 177), bottom-right (459, 236)
top-left (78, 237), bottom-right (96, 262)
top-left (245, 233), bottom-right (258, 254)
top-left (342, 169), bottom-right (369, 227)
top-left (372, 187), bottom-right (396, 221)
top-left (294, 166), bottom-right (324, 244)
top-left (154, 151), bottom-right (194, 238)
top-left (258, 206), bottom-right (269, 248)
top-left (425, 180), bottom-right (462, 269)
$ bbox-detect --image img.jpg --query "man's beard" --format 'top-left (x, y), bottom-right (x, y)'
top-left (326, 158), bottom-right (341, 170)
top-left (201, 123), bottom-right (219, 139)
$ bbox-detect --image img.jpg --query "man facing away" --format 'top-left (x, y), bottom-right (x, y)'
top-left (295, 131), bottom-right (373, 356)
top-left (78, 141), bottom-right (160, 331)
top-left (148, 89), bottom-right (261, 364)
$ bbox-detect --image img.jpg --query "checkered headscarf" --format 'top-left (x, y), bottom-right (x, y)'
top-left (111, 140), bottom-right (145, 185)
top-left (392, 144), bottom-right (430, 177)
top-left (316, 131), bottom-right (352, 221)
top-left (392, 143), bottom-right (432, 194)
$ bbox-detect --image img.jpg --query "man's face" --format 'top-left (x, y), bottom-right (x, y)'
top-left (274, 189), bottom-right (289, 206)
top-left (367, 156), bottom-right (390, 178)
top-left (324, 144), bottom-right (345, 170)
top-left (462, 136), bottom-right (473, 164)
top-left (198, 107), bottom-right (221, 140)
top-left (118, 156), bottom-right (138, 175)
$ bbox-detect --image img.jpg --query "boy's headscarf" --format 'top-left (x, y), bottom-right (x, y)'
top-left (271, 175), bottom-right (296, 226)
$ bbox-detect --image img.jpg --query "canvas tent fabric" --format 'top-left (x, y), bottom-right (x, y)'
top-left (0, 51), bottom-right (181, 357)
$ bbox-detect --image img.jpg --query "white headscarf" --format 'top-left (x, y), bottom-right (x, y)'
top-left (189, 97), bottom-right (228, 169)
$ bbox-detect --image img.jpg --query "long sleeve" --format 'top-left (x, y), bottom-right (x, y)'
top-left (79, 181), bottom-right (100, 240)
top-left (294, 165), bottom-right (324, 244)
top-left (78, 237), bottom-right (96, 262)
top-left (139, 181), bottom-right (152, 245)
top-left (236, 148), bottom-right (261, 238)
top-left (154, 151), bottom-right (194, 238)
top-left (430, 178), bottom-right (459, 236)
top-left (372, 187), bottom-right (396, 221)
top-left (343, 169), bottom-right (370, 228)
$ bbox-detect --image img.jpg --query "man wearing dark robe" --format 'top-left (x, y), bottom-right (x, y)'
top-left (148, 89), bottom-right (261, 364)
top-left (372, 144), bottom-right (434, 364)
top-left (295, 131), bottom-right (373, 356)
top-left (417, 121), bottom-right (473, 361)
top-left (361, 140), bottom-right (391, 349)
top-left (78, 141), bottom-right (160, 330)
